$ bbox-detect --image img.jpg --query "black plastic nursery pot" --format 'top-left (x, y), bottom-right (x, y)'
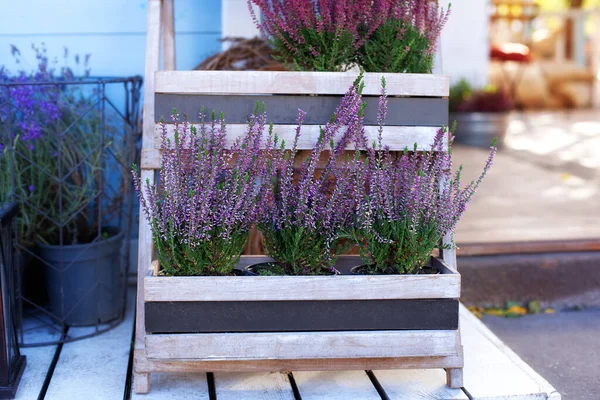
top-left (38, 230), bottom-right (124, 326)
top-left (144, 257), bottom-right (459, 334)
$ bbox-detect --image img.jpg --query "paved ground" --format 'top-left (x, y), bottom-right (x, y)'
top-left (483, 309), bottom-right (600, 400)
top-left (457, 110), bottom-right (600, 399)
top-left (453, 109), bottom-right (600, 244)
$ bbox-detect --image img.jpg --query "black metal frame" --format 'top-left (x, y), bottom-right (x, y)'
top-left (0, 76), bottom-right (143, 346)
top-left (0, 203), bottom-right (26, 398)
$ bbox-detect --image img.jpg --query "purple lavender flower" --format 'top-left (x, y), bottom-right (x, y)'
top-left (258, 78), bottom-right (365, 275)
top-left (133, 107), bottom-right (277, 276)
top-left (350, 79), bottom-right (496, 274)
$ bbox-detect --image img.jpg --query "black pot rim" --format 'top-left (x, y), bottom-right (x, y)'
top-left (245, 262), bottom-right (339, 276)
top-left (350, 264), bottom-right (440, 276)
top-left (36, 228), bottom-right (124, 250)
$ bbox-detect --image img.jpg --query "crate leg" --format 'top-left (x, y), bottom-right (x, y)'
top-left (446, 368), bottom-right (463, 388)
top-left (134, 372), bottom-right (151, 394)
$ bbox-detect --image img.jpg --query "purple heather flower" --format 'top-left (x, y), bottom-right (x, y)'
top-left (28, 185), bottom-right (34, 192)
top-left (351, 82), bottom-right (495, 274)
top-left (133, 108), bottom-right (277, 276)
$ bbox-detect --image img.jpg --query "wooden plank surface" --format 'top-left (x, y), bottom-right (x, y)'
top-left (136, 352), bottom-right (463, 373)
top-left (457, 238), bottom-right (600, 256)
top-left (145, 330), bottom-right (459, 360)
top-left (14, 324), bottom-right (60, 399)
top-left (155, 71), bottom-right (450, 96)
top-left (292, 371), bottom-right (380, 400)
top-left (144, 273), bottom-right (460, 302)
top-left (214, 372), bottom-right (295, 400)
top-left (44, 291), bottom-right (135, 400)
top-left (371, 369), bottom-right (468, 399)
top-left (131, 372), bottom-right (210, 400)
top-left (161, 0), bottom-right (175, 71)
top-left (155, 94), bottom-right (449, 126)
top-left (460, 304), bottom-right (561, 399)
top-left (151, 123), bottom-right (445, 150)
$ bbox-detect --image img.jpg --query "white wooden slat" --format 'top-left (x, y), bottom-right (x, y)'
top-left (131, 372), bottom-right (210, 400)
top-left (293, 371), bottom-right (380, 400)
top-left (136, 0), bottom-right (161, 355)
top-left (155, 71), bottom-right (450, 97)
top-left (152, 123), bottom-right (444, 150)
top-left (144, 272), bottom-right (460, 302)
top-left (14, 325), bottom-right (60, 400)
top-left (43, 290), bottom-right (135, 399)
top-left (145, 330), bottom-right (458, 360)
top-left (214, 372), bottom-right (295, 400)
top-left (460, 304), bottom-right (561, 400)
top-left (162, 0), bottom-right (176, 71)
top-left (371, 369), bottom-right (468, 399)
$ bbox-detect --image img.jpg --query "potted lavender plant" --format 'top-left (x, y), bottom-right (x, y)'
top-left (249, 0), bottom-right (450, 73)
top-left (349, 80), bottom-right (496, 274)
top-left (254, 81), bottom-right (364, 275)
top-left (133, 108), bottom-right (275, 276)
top-left (0, 46), bottom-right (137, 326)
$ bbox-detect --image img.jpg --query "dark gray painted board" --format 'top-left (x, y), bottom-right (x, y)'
top-left (145, 299), bottom-right (459, 333)
top-left (155, 94), bottom-right (448, 126)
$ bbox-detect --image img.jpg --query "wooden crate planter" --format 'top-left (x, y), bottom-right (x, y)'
top-left (135, 0), bottom-right (461, 393)
top-left (144, 256), bottom-right (460, 337)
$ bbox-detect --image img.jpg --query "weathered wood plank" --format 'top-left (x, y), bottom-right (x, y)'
top-left (145, 330), bottom-right (459, 360)
top-left (15, 324), bottom-right (60, 399)
top-left (135, 349), bottom-right (464, 373)
top-left (135, 0), bottom-right (161, 362)
top-left (460, 304), bottom-right (561, 399)
top-left (292, 371), bottom-right (380, 400)
top-left (155, 71), bottom-right (450, 97)
top-left (144, 272), bottom-right (460, 302)
top-left (214, 372), bottom-right (295, 400)
top-left (371, 369), bottom-right (468, 399)
top-left (145, 299), bottom-right (459, 333)
top-left (45, 290), bottom-right (136, 399)
top-left (151, 123), bottom-right (445, 150)
top-left (161, 0), bottom-right (175, 71)
top-left (130, 372), bottom-right (210, 400)
top-left (155, 94), bottom-right (449, 126)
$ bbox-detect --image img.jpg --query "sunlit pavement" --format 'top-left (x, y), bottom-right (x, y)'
top-left (452, 109), bottom-right (600, 244)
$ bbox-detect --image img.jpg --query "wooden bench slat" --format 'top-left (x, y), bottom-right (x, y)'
top-left (371, 369), bottom-right (468, 399)
top-left (214, 372), bottom-right (295, 400)
top-left (292, 371), bottom-right (380, 400)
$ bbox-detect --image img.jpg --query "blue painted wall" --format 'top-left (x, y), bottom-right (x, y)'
top-left (0, 0), bottom-right (223, 243)
top-left (0, 0), bottom-right (222, 76)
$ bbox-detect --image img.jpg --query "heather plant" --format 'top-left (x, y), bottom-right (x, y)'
top-left (349, 79), bottom-right (496, 274)
top-left (358, 1), bottom-right (451, 73)
top-left (248, 0), bottom-right (388, 71)
top-left (133, 108), bottom-right (276, 276)
top-left (0, 45), bottom-right (122, 247)
top-left (258, 78), bottom-right (366, 275)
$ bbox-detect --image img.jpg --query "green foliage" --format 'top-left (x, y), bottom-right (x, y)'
top-left (358, 20), bottom-right (434, 73)
top-left (260, 225), bottom-right (346, 275)
top-left (348, 218), bottom-right (449, 275)
top-left (272, 27), bottom-right (357, 71)
top-left (0, 96), bottom-right (117, 247)
top-left (153, 225), bottom-right (249, 276)
top-left (449, 79), bottom-right (473, 112)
